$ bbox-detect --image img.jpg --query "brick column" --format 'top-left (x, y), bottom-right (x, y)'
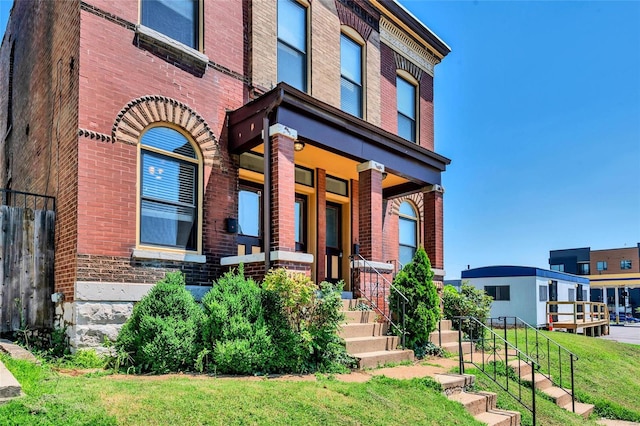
top-left (423, 184), bottom-right (445, 303)
top-left (316, 168), bottom-right (327, 285)
top-left (357, 161), bottom-right (385, 262)
top-left (269, 124), bottom-right (296, 253)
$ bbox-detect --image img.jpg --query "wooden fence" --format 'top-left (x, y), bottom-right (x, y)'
top-left (0, 200), bottom-right (55, 333)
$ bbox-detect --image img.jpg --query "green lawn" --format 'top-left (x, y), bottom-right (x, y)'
top-left (2, 330), bottom-right (639, 425)
top-left (0, 355), bottom-right (480, 426)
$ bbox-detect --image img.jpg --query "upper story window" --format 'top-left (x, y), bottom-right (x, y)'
top-left (277, 0), bottom-right (307, 92)
top-left (140, 126), bottom-right (200, 251)
top-left (597, 261), bottom-right (608, 271)
top-left (340, 33), bottom-right (363, 118)
top-left (550, 264), bottom-right (564, 272)
top-left (621, 260), bottom-right (632, 270)
top-left (578, 262), bottom-right (590, 275)
top-left (398, 201), bottom-right (418, 266)
top-left (141, 0), bottom-right (199, 49)
top-left (397, 75), bottom-right (417, 142)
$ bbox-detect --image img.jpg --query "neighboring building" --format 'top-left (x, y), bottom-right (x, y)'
top-left (0, 0), bottom-right (451, 349)
top-left (549, 244), bottom-right (640, 317)
top-left (461, 266), bottom-right (590, 328)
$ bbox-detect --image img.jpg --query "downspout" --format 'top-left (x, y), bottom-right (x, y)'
top-left (262, 88), bottom-right (285, 272)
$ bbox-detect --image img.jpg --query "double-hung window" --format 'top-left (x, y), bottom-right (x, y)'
top-left (140, 126), bottom-right (199, 251)
top-left (141, 0), bottom-right (199, 49)
top-left (340, 34), bottom-right (363, 118)
top-left (397, 76), bottom-right (417, 142)
top-left (277, 0), bottom-right (307, 91)
top-left (398, 201), bottom-right (418, 266)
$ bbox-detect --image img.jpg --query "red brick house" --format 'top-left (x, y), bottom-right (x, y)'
top-left (0, 0), bottom-right (450, 349)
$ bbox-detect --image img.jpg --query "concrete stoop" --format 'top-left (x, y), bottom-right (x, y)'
top-left (435, 374), bottom-right (521, 426)
top-left (340, 299), bottom-right (414, 369)
top-left (507, 359), bottom-right (594, 419)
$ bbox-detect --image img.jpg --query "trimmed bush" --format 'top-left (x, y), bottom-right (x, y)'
top-left (201, 266), bottom-right (277, 374)
top-left (390, 247), bottom-right (440, 352)
top-left (442, 282), bottom-right (492, 340)
top-left (116, 271), bottom-right (204, 373)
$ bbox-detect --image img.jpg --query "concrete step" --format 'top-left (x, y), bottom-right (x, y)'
top-left (439, 319), bottom-right (453, 331)
top-left (429, 329), bottom-right (461, 345)
top-left (434, 373), bottom-right (475, 394)
top-left (342, 298), bottom-right (369, 310)
top-left (0, 360), bottom-right (21, 400)
top-left (342, 310), bottom-right (377, 324)
top-left (507, 359), bottom-right (533, 378)
top-left (353, 349), bottom-right (414, 369)
top-left (476, 410), bottom-right (521, 426)
top-left (562, 401), bottom-right (594, 419)
top-left (449, 392), bottom-right (488, 416)
top-left (542, 386), bottom-right (572, 407)
top-left (531, 373), bottom-right (553, 390)
top-left (345, 336), bottom-right (398, 354)
top-left (338, 322), bottom-right (387, 339)
top-left (441, 340), bottom-right (473, 355)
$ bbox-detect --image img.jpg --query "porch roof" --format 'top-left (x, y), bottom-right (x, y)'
top-left (227, 83), bottom-right (451, 197)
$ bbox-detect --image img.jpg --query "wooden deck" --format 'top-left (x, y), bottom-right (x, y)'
top-left (547, 301), bottom-right (610, 336)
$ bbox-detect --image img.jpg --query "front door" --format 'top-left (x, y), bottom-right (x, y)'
top-left (549, 280), bottom-right (558, 322)
top-left (325, 202), bottom-right (342, 283)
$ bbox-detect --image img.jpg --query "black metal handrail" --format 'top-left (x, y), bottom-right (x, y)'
top-left (454, 316), bottom-right (539, 425)
top-left (350, 254), bottom-right (408, 348)
top-left (0, 188), bottom-right (56, 211)
top-left (486, 316), bottom-right (578, 413)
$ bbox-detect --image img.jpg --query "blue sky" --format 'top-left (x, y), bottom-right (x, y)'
top-left (1, 1), bottom-right (639, 278)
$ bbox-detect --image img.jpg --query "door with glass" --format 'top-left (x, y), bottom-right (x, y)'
top-left (325, 202), bottom-right (342, 283)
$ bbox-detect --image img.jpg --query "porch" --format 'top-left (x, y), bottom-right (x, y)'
top-left (222, 83), bottom-right (450, 294)
top-left (546, 301), bottom-right (609, 336)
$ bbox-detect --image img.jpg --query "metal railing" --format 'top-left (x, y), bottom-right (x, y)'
top-left (486, 316), bottom-right (579, 413)
top-left (350, 254), bottom-right (408, 348)
top-left (455, 316), bottom-right (539, 425)
top-left (0, 188), bottom-right (56, 211)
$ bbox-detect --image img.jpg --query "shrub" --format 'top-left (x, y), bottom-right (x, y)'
top-left (442, 282), bottom-right (492, 341)
top-left (201, 266), bottom-right (280, 374)
top-left (115, 271), bottom-right (204, 374)
top-left (263, 269), bottom-right (355, 373)
top-left (389, 247), bottom-right (440, 353)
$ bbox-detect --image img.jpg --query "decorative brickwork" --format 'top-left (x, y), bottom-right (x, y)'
top-left (112, 96), bottom-right (222, 168)
top-left (394, 52), bottom-right (423, 81)
top-left (335, 1), bottom-right (374, 41)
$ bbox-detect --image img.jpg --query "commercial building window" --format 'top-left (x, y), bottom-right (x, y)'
top-left (485, 285), bottom-right (510, 301)
top-left (597, 261), bottom-right (608, 271)
top-left (140, 126), bottom-right (199, 251)
top-left (340, 33), bottom-right (363, 118)
top-left (277, 0), bottom-right (307, 92)
top-left (550, 264), bottom-right (564, 272)
top-left (398, 202), bottom-right (418, 266)
top-left (539, 286), bottom-right (548, 302)
top-left (621, 260), bottom-right (632, 270)
top-left (141, 0), bottom-right (199, 49)
top-left (578, 262), bottom-right (590, 275)
top-left (397, 75), bottom-right (417, 142)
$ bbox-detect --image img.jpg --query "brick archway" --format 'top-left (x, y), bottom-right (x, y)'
top-left (111, 95), bottom-right (222, 167)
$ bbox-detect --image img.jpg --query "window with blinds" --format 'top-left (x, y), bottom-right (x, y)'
top-left (140, 126), bottom-right (199, 250)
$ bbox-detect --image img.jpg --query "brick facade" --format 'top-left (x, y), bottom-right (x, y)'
top-left (1, 0), bottom-right (450, 348)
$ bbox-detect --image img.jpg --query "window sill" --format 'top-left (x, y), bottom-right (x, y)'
top-left (132, 248), bottom-right (206, 264)
top-left (135, 25), bottom-right (209, 76)
top-left (220, 251), bottom-right (314, 266)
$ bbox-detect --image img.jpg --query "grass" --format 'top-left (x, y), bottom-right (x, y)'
top-left (0, 354), bottom-right (481, 426)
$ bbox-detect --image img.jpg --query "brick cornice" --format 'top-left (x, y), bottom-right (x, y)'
top-left (78, 128), bottom-right (112, 143)
top-left (112, 95), bottom-right (222, 167)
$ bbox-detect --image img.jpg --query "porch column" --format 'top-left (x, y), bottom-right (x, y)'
top-left (357, 161), bottom-right (384, 261)
top-left (423, 184), bottom-right (445, 303)
top-left (268, 124), bottom-right (312, 274)
top-left (316, 169), bottom-right (326, 284)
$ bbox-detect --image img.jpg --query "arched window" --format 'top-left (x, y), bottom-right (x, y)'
top-left (139, 126), bottom-right (200, 251)
top-left (398, 201), bottom-right (418, 266)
